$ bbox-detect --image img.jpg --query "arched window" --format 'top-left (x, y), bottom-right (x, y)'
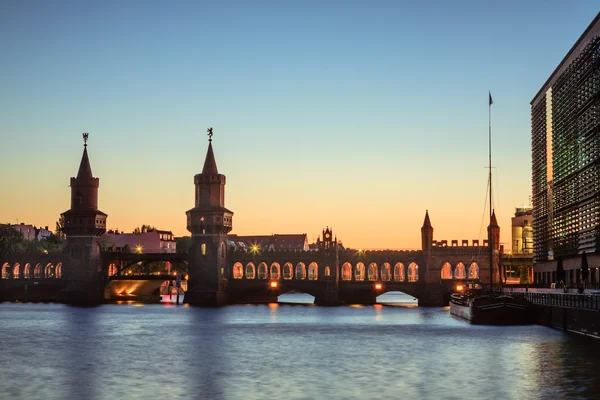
top-left (245, 263), bottom-right (255, 279)
top-left (393, 263), bottom-right (405, 282)
top-left (355, 262), bottom-right (365, 281)
top-left (342, 262), bottom-right (352, 281)
top-left (233, 262), bottom-right (243, 279)
top-left (108, 263), bottom-right (118, 277)
top-left (270, 263), bottom-right (281, 280)
top-left (45, 264), bottom-right (55, 278)
top-left (308, 262), bottom-right (318, 280)
top-left (24, 263), bottom-right (31, 279)
top-left (283, 263), bottom-right (293, 280)
top-left (408, 262), bottom-right (419, 282)
top-left (380, 263), bottom-right (391, 281)
top-left (55, 263), bottom-right (62, 279)
top-left (367, 263), bottom-right (378, 281)
top-left (454, 262), bottom-right (466, 279)
top-left (469, 262), bottom-right (479, 279)
top-left (441, 262), bottom-right (452, 279)
top-left (324, 266), bottom-right (331, 277)
top-left (1, 263), bottom-right (10, 279)
top-left (201, 243), bottom-right (207, 256)
top-left (13, 263), bottom-right (21, 279)
top-left (258, 262), bottom-right (268, 279)
top-left (296, 263), bottom-right (306, 280)
top-left (34, 264), bottom-right (42, 279)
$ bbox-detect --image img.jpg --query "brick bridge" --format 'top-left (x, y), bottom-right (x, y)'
top-left (0, 132), bottom-right (501, 306)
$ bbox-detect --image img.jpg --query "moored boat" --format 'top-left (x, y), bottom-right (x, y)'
top-left (450, 288), bottom-right (532, 325)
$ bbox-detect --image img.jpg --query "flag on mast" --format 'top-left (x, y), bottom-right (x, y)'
top-left (489, 91), bottom-right (493, 106)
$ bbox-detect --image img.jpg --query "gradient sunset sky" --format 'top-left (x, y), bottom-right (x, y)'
top-left (1, 1), bottom-right (598, 249)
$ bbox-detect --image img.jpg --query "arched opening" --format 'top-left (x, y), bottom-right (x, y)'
top-left (283, 263), bottom-right (293, 280)
top-left (296, 263), bottom-right (306, 280)
top-left (45, 263), bottom-right (55, 278)
top-left (13, 263), bottom-right (21, 279)
top-left (408, 262), bottom-right (419, 282)
top-left (342, 262), bottom-right (352, 281)
top-left (233, 262), bottom-right (243, 279)
top-left (24, 263), bottom-right (31, 278)
top-left (441, 262), bottom-right (452, 279)
top-left (201, 243), bottom-right (207, 256)
top-left (454, 262), bottom-right (466, 279)
top-left (1, 263), bottom-right (10, 279)
top-left (380, 263), bottom-right (391, 281)
top-left (355, 262), bottom-right (365, 281)
top-left (55, 263), bottom-right (62, 278)
top-left (108, 263), bottom-right (118, 277)
top-left (367, 262), bottom-right (378, 281)
top-left (469, 262), bottom-right (479, 279)
top-left (324, 266), bottom-right (331, 277)
top-left (308, 262), bottom-right (318, 280)
top-left (277, 292), bottom-right (315, 304)
top-left (34, 263), bottom-right (42, 279)
top-left (393, 263), bottom-right (405, 282)
top-left (258, 262), bottom-right (268, 279)
top-left (245, 263), bottom-right (256, 279)
top-left (270, 263), bottom-right (281, 280)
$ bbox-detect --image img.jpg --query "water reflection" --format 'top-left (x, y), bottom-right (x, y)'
top-left (1, 296), bottom-right (600, 399)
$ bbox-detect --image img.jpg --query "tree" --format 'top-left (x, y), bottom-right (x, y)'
top-left (0, 224), bottom-right (24, 258)
top-left (133, 224), bottom-right (156, 234)
top-left (55, 216), bottom-right (65, 239)
top-left (176, 236), bottom-right (191, 253)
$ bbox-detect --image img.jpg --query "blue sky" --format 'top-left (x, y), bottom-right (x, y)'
top-left (1, 1), bottom-right (598, 248)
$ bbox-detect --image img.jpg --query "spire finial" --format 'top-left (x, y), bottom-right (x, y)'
top-left (83, 132), bottom-right (89, 147)
top-left (207, 127), bottom-right (213, 142)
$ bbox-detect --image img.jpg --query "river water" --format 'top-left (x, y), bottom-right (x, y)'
top-left (1, 293), bottom-right (599, 400)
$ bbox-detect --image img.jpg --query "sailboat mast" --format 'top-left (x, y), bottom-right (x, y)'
top-left (488, 91), bottom-right (493, 291)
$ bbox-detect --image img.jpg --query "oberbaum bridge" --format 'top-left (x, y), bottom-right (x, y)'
top-left (0, 130), bottom-right (501, 306)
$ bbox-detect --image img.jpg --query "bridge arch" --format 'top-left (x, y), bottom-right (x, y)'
top-left (283, 262), bottom-right (293, 280)
top-left (468, 262), bottom-right (479, 279)
top-left (342, 262), bottom-right (352, 281)
top-left (44, 263), bottom-right (55, 278)
top-left (393, 262), bottom-right (405, 282)
top-left (34, 263), bottom-right (42, 278)
top-left (233, 262), bottom-right (243, 279)
top-left (270, 263), bottom-right (281, 280)
top-left (1, 263), bottom-right (10, 279)
top-left (454, 262), bottom-right (466, 279)
top-left (408, 262), bottom-right (419, 282)
top-left (380, 262), bottom-right (391, 281)
top-left (367, 262), bottom-right (378, 281)
top-left (308, 262), bottom-right (318, 280)
top-left (324, 266), bottom-right (331, 277)
top-left (441, 262), bottom-right (452, 279)
top-left (355, 262), bottom-right (365, 281)
top-left (108, 263), bottom-right (118, 277)
top-left (296, 263), bottom-right (306, 280)
top-left (245, 262), bottom-right (255, 279)
top-left (13, 263), bottom-right (21, 279)
top-left (257, 262), bottom-right (268, 280)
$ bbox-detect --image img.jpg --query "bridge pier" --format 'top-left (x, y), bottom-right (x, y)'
top-left (314, 291), bottom-right (341, 306)
top-left (416, 284), bottom-right (447, 307)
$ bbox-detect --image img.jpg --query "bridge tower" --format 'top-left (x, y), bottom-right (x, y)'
top-left (487, 210), bottom-right (501, 285)
top-left (61, 134), bottom-right (107, 304)
top-left (185, 129), bottom-right (233, 306)
top-left (421, 210), bottom-right (433, 281)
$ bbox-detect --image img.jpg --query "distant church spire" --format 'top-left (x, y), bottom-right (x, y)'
top-left (422, 210), bottom-right (432, 227)
top-left (202, 127), bottom-right (219, 175)
top-left (77, 133), bottom-right (93, 179)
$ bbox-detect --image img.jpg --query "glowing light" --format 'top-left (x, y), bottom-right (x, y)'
top-left (135, 245), bottom-right (143, 254)
top-left (374, 283), bottom-right (383, 290)
top-left (456, 284), bottom-right (465, 292)
top-left (270, 281), bottom-right (278, 288)
top-left (185, 275), bottom-right (189, 280)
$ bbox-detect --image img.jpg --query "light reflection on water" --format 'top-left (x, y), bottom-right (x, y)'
top-left (1, 294), bottom-right (600, 400)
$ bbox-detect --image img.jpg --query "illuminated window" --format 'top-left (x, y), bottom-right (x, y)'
top-left (283, 263), bottom-right (293, 280)
top-left (408, 262), bottom-right (419, 282)
top-left (393, 263), bottom-right (405, 282)
top-left (55, 263), bottom-right (62, 278)
top-left (13, 263), bottom-right (21, 279)
top-left (468, 262), bottom-right (479, 279)
top-left (201, 243), bottom-right (207, 255)
top-left (24, 264), bottom-right (31, 278)
top-left (367, 263), bottom-right (378, 281)
top-left (454, 262), bottom-right (466, 279)
top-left (258, 262), bottom-right (268, 279)
top-left (355, 262), bottom-right (365, 281)
top-left (441, 262), bottom-right (452, 279)
top-left (270, 263), bottom-right (281, 280)
top-left (245, 263), bottom-right (255, 279)
top-left (34, 264), bottom-right (42, 279)
top-left (324, 266), bottom-right (331, 277)
top-left (380, 263), bottom-right (391, 281)
top-left (1, 263), bottom-right (10, 279)
top-left (296, 263), bottom-right (306, 280)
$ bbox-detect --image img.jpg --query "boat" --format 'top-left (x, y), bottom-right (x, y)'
top-left (449, 93), bottom-right (533, 325)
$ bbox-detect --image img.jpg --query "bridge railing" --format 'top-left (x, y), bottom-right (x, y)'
top-left (523, 292), bottom-right (600, 311)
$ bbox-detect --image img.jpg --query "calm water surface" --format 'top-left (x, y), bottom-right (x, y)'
top-left (1, 293), bottom-right (599, 400)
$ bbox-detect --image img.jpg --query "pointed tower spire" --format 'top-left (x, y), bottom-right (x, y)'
top-left (202, 127), bottom-right (219, 175)
top-left (77, 133), bottom-right (93, 179)
top-left (422, 210), bottom-right (432, 227)
top-left (490, 210), bottom-right (498, 226)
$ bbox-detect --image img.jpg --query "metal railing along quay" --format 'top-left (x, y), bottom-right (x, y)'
top-left (523, 292), bottom-right (600, 311)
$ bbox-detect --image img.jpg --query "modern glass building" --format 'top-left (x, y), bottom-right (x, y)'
top-left (531, 13), bottom-right (600, 276)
